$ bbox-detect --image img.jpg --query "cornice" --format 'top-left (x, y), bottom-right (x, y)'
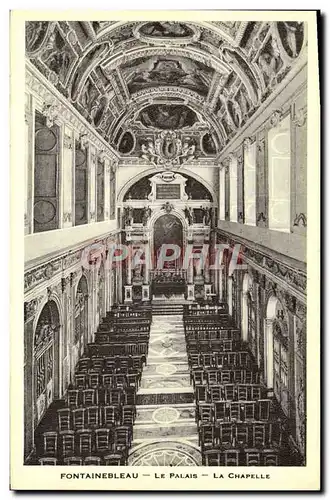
top-left (25, 60), bottom-right (120, 162)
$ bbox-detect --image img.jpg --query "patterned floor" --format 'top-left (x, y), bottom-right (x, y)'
top-left (128, 315), bottom-right (201, 466)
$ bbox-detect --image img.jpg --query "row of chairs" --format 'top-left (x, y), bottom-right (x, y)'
top-left (187, 339), bottom-right (243, 353)
top-left (58, 405), bottom-right (136, 432)
top-left (43, 426), bottom-right (132, 461)
top-left (188, 351), bottom-right (252, 369)
top-left (185, 329), bottom-right (240, 341)
top-left (39, 454), bottom-right (124, 466)
top-left (199, 421), bottom-right (282, 451)
top-left (74, 371), bottom-right (141, 390)
top-left (77, 355), bottom-right (146, 373)
top-left (191, 368), bottom-right (260, 386)
top-left (195, 384), bottom-right (265, 403)
top-left (95, 333), bottom-right (149, 345)
top-left (196, 400), bottom-right (272, 424)
top-left (66, 387), bottom-right (136, 407)
top-left (203, 448), bottom-right (279, 466)
top-left (87, 342), bottom-right (148, 358)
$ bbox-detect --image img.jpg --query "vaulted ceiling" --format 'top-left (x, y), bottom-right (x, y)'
top-left (26, 20), bottom-right (305, 160)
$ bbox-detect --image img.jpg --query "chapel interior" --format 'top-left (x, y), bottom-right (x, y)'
top-left (24, 20), bottom-right (307, 467)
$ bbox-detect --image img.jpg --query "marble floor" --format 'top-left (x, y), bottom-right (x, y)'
top-left (128, 315), bottom-right (201, 466)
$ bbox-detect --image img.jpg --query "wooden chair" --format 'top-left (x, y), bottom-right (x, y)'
top-left (229, 402), bottom-right (241, 421)
top-left (105, 389), bottom-right (122, 406)
top-left (77, 429), bottom-right (92, 456)
top-left (75, 373), bottom-right (87, 389)
top-left (114, 426), bottom-right (131, 456)
top-left (95, 428), bottom-right (111, 454)
top-left (251, 386), bottom-right (261, 401)
top-left (58, 408), bottom-right (71, 432)
top-left (67, 389), bottom-right (79, 408)
top-left (244, 370), bottom-right (253, 384)
top-left (104, 357), bottom-right (116, 372)
top-left (218, 422), bottom-right (233, 448)
top-left (263, 450), bottom-right (278, 466)
top-left (102, 373), bottom-right (114, 388)
top-left (86, 406), bottom-right (99, 429)
top-left (236, 423), bottom-right (249, 447)
top-left (203, 449), bottom-right (223, 466)
top-left (198, 403), bottom-right (213, 425)
top-left (228, 352), bottom-right (237, 367)
top-left (209, 385), bottom-right (222, 402)
top-left (237, 385), bottom-right (249, 401)
top-left (206, 370), bottom-right (219, 386)
top-left (102, 405), bottom-right (118, 428)
top-left (188, 353), bottom-right (200, 369)
top-left (82, 389), bottom-right (96, 407)
top-left (77, 358), bottom-right (90, 373)
top-left (43, 431), bottom-right (58, 457)
top-left (91, 357), bottom-right (104, 372)
top-left (242, 401), bottom-right (256, 421)
top-left (234, 370), bottom-right (244, 384)
top-left (104, 453), bottom-right (122, 466)
top-left (199, 424), bottom-right (215, 450)
top-left (223, 340), bottom-right (233, 352)
top-left (121, 405), bottom-right (136, 427)
top-left (239, 352), bottom-right (249, 367)
top-left (253, 423), bottom-right (266, 448)
top-left (221, 371), bottom-right (231, 385)
top-left (224, 449), bottom-right (239, 466)
top-left (38, 457), bottom-right (57, 465)
top-left (84, 456), bottom-right (101, 465)
top-left (61, 430), bottom-right (75, 458)
top-left (245, 449), bottom-right (261, 466)
top-left (64, 456), bottom-right (83, 465)
top-left (214, 401), bottom-right (227, 422)
top-left (124, 387), bottom-right (136, 406)
top-left (224, 384), bottom-right (235, 401)
top-left (201, 353), bottom-right (214, 368)
top-left (88, 372), bottom-right (100, 389)
top-left (72, 408), bottom-right (85, 431)
top-left (192, 369), bottom-right (204, 387)
top-left (195, 384), bottom-right (208, 403)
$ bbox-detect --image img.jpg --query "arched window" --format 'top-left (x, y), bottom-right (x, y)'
top-left (98, 263), bottom-right (105, 321)
top-left (265, 296), bottom-right (289, 415)
top-left (74, 276), bottom-right (88, 356)
top-left (247, 292), bottom-right (257, 359)
top-left (34, 301), bottom-right (60, 423)
top-left (219, 167), bottom-right (226, 220)
top-left (229, 155), bottom-right (238, 222)
top-left (268, 114), bottom-right (291, 232)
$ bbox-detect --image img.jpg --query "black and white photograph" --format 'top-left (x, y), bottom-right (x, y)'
top-left (10, 10), bottom-right (320, 491)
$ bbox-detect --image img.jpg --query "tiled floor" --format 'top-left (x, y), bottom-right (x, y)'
top-left (128, 315), bottom-right (201, 466)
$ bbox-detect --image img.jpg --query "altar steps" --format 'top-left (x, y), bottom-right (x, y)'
top-left (151, 302), bottom-right (184, 316)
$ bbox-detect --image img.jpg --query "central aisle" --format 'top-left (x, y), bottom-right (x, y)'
top-left (128, 314), bottom-right (201, 466)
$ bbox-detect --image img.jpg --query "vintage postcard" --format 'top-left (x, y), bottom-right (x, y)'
top-left (10, 9), bottom-right (320, 491)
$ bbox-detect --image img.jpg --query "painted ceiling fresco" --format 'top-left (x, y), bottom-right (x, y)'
top-left (137, 105), bottom-right (198, 130)
top-left (25, 20), bottom-right (306, 160)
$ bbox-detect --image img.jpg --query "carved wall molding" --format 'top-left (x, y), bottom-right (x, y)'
top-left (293, 107), bottom-right (307, 127)
top-left (63, 212), bottom-right (72, 223)
top-left (217, 229), bottom-right (306, 303)
top-left (63, 134), bottom-right (73, 149)
top-left (269, 109), bottom-right (283, 128)
top-left (24, 296), bottom-right (44, 322)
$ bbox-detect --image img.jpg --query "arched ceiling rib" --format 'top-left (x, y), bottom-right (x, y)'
top-left (26, 20), bottom-right (306, 162)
